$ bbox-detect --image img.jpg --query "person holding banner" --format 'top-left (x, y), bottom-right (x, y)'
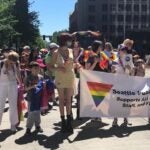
top-left (134, 58), bottom-right (150, 125)
top-left (85, 40), bottom-right (105, 71)
top-left (111, 45), bottom-right (135, 127)
top-left (85, 40), bottom-right (109, 123)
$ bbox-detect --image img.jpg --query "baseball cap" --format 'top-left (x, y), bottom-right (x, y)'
top-left (36, 59), bottom-right (46, 68)
top-left (40, 48), bottom-right (48, 53)
top-left (49, 43), bottom-right (59, 49)
top-left (136, 59), bottom-right (144, 63)
top-left (23, 45), bottom-right (30, 50)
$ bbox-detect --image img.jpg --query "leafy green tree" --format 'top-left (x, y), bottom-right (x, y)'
top-left (0, 0), bottom-right (18, 47)
top-left (51, 29), bottom-right (68, 43)
top-left (13, 0), bottom-right (40, 46)
top-left (35, 36), bottom-right (46, 49)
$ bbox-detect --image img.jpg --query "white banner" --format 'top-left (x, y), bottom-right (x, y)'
top-left (80, 70), bottom-right (150, 118)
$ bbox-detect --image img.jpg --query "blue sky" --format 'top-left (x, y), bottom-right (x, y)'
top-left (29, 0), bottom-right (77, 36)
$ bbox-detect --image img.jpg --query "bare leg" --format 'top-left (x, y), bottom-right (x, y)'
top-left (65, 88), bottom-right (74, 115)
top-left (57, 88), bottom-right (65, 116)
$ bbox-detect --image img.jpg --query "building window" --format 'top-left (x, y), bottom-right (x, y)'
top-left (133, 25), bottom-right (138, 29)
top-left (133, 15), bottom-right (139, 22)
top-left (127, 0), bottom-right (132, 3)
top-left (88, 15), bottom-right (95, 23)
top-left (134, 5), bottom-right (139, 12)
top-left (126, 4), bottom-right (132, 11)
top-left (141, 15), bottom-right (147, 22)
top-left (126, 25), bottom-right (131, 30)
top-left (110, 4), bottom-right (116, 12)
top-left (126, 15), bottom-right (132, 22)
top-left (102, 25), bottom-right (107, 32)
top-left (102, 15), bottom-right (108, 22)
top-left (118, 4), bottom-right (124, 11)
top-left (142, 5), bottom-right (147, 12)
top-left (118, 25), bottom-right (123, 32)
top-left (88, 26), bottom-right (95, 31)
top-left (117, 15), bottom-right (123, 22)
top-left (141, 24), bottom-right (146, 28)
top-left (110, 25), bottom-right (115, 32)
top-left (149, 16), bottom-right (150, 22)
top-left (110, 15), bottom-right (116, 22)
top-left (88, 5), bottom-right (96, 13)
top-left (102, 4), bottom-right (108, 11)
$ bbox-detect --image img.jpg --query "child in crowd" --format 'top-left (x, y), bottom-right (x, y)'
top-left (25, 61), bottom-right (43, 134)
top-left (111, 45), bottom-right (134, 127)
top-left (36, 58), bottom-right (55, 115)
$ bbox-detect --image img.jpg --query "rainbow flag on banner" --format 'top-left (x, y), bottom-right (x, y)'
top-left (87, 82), bottom-right (113, 107)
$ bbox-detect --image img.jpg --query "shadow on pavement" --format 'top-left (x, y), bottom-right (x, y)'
top-left (73, 118), bottom-right (90, 128)
top-left (0, 127), bottom-right (23, 142)
top-left (53, 118), bottom-right (90, 131)
top-left (4, 107), bottom-right (9, 113)
top-left (15, 130), bottom-right (72, 149)
top-left (15, 132), bottom-right (47, 145)
top-left (0, 129), bottom-right (13, 142)
top-left (72, 122), bottom-right (150, 142)
top-left (14, 120), bottom-right (150, 149)
top-left (38, 131), bottom-right (72, 149)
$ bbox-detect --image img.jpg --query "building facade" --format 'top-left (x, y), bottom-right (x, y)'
top-left (69, 0), bottom-right (150, 43)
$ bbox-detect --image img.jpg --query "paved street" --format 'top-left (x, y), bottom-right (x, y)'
top-left (0, 70), bottom-right (150, 150)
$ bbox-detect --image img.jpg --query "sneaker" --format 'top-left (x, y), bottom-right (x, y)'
top-left (35, 126), bottom-right (43, 133)
top-left (25, 128), bottom-right (31, 135)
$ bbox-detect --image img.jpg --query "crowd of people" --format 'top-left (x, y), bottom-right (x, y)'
top-left (0, 32), bottom-right (148, 135)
